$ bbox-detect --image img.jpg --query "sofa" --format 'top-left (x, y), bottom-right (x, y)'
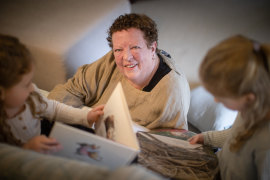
top-left (0, 143), bottom-right (164, 180)
top-left (187, 86), bottom-right (238, 133)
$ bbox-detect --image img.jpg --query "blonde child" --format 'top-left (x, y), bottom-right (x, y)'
top-left (189, 35), bottom-right (270, 179)
top-left (0, 34), bottom-right (104, 154)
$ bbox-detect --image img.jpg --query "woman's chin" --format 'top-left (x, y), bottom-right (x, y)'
top-left (124, 74), bottom-right (141, 84)
top-left (125, 75), bottom-right (138, 82)
top-left (124, 71), bottom-right (138, 80)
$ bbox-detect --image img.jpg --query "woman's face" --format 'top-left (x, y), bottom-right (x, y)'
top-left (112, 28), bottom-right (157, 86)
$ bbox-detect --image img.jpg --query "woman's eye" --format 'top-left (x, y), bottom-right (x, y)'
top-left (132, 46), bottom-right (140, 49)
top-left (114, 49), bottom-right (122, 52)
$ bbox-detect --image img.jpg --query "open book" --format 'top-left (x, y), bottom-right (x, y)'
top-left (49, 82), bottom-right (140, 169)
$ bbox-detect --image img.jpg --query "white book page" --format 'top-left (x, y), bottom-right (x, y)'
top-left (96, 82), bottom-right (140, 150)
top-left (139, 132), bottom-right (202, 149)
top-left (132, 122), bottom-right (149, 133)
top-left (49, 122), bottom-right (138, 170)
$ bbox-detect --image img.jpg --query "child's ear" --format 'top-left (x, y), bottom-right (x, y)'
top-left (245, 93), bottom-right (256, 104)
top-left (0, 86), bottom-right (5, 100)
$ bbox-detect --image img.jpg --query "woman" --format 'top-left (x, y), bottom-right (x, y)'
top-left (48, 13), bottom-right (190, 130)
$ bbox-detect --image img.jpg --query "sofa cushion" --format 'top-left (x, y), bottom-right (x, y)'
top-left (188, 86), bottom-right (238, 132)
top-left (0, 143), bottom-right (162, 180)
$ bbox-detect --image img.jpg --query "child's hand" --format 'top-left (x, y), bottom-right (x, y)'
top-left (87, 105), bottom-right (105, 127)
top-left (188, 134), bottom-right (204, 145)
top-left (23, 135), bottom-right (62, 154)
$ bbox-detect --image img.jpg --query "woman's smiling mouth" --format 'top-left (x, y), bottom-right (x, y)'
top-left (124, 64), bottom-right (137, 68)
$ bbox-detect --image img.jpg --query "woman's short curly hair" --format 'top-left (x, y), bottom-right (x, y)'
top-left (107, 13), bottom-right (158, 48)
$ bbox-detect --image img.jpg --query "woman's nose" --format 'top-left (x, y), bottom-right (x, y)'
top-left (123, 49), bottom-right (132, 61)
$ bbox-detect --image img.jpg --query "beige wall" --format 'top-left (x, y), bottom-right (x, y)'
top-left (0, 0), bottom-right (131, 91)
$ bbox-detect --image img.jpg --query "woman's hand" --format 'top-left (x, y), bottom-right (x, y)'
top-left (23, 135), bottom-right (62, 154)
top-left (188, 133), bottom-right (204, 145)
top-left (87, 105), bottom-right (105, 127)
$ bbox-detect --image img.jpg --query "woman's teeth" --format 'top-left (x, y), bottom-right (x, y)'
top-left (125, 64), bottom-right (136, 68)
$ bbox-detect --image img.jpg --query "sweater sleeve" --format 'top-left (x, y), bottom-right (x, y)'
top-left (48, 51), bottom-right (115, 108)
top-left (202, 128), bottom-right (231, 148)
top-left (46, 65), bottom-right (88, 107)
top-left (257, 150), bottom-right (270, 180)
top-left (34, 85), bottom-right (91, 127)
top-left (43, 98), bottom-right (91, 127)
top-left (254, 126), bottom-right (270, 180)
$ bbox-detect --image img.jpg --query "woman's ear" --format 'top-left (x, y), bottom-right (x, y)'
top-left (151, 41), bottom-right (157, 53)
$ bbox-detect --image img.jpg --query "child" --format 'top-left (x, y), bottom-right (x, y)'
top-left (189, 35), bottom-right (270, 179)
top-left (0, 34), bottom-right (104, 154)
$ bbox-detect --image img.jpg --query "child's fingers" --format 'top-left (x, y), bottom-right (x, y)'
top-left (39, 136), bottom-right (60, 146)
top-left (24, 135), bottom-right (62, 153)
top-left (188, 137), bottom-right (196, 144)
top-left (96, 111), bottom-right (104, 116)
top-left (41, 137), bottom-right (62, 153)
top-left (93, 105), bottom-right (105, 111)
top-left (188, 135), bottom-right (202, 144)
top-left (92, 107), bottom-right (104, 116)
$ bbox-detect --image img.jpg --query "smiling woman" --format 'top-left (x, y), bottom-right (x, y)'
top-left (48, 13), bottom-right (190, 130)
top-left (112, 28), bottom-right (160, 90)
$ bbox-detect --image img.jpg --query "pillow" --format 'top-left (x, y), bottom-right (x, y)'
top-left (0, 143), bottom-right (163, 180)
top-left (187, 86), bottom-right (238, 132)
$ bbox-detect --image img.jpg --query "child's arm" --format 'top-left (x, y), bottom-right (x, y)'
top-left (188, 133), bottom-right (204, 144)
top-left (34, 84), bottom-right (104, 128)
top-left (189, 129), bottom-right (231, 148)
top-left (44, 100), bottom-right (104, 128)
top-left (203, 129), bottom-right (231, 148)
top-left (34, 85), bottom-right (104, 128)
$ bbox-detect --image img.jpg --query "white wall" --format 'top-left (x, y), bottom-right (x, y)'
top-left (131, 0), bottom-right (270, 87)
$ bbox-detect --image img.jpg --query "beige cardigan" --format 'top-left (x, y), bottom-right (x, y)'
top-left (48, 50), bottom-right (190, 130)
top-left (203, 114), bottom-right (270, 179)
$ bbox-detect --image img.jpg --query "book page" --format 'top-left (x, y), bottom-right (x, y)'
top-left (138, 132), bottom-right (202, 149)
top-left (132, 122), bottom-right (149, 133)
top-left (95, 82), bottom-right (140, 150)
top-left (49, 122), bottom-right (138, 169)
